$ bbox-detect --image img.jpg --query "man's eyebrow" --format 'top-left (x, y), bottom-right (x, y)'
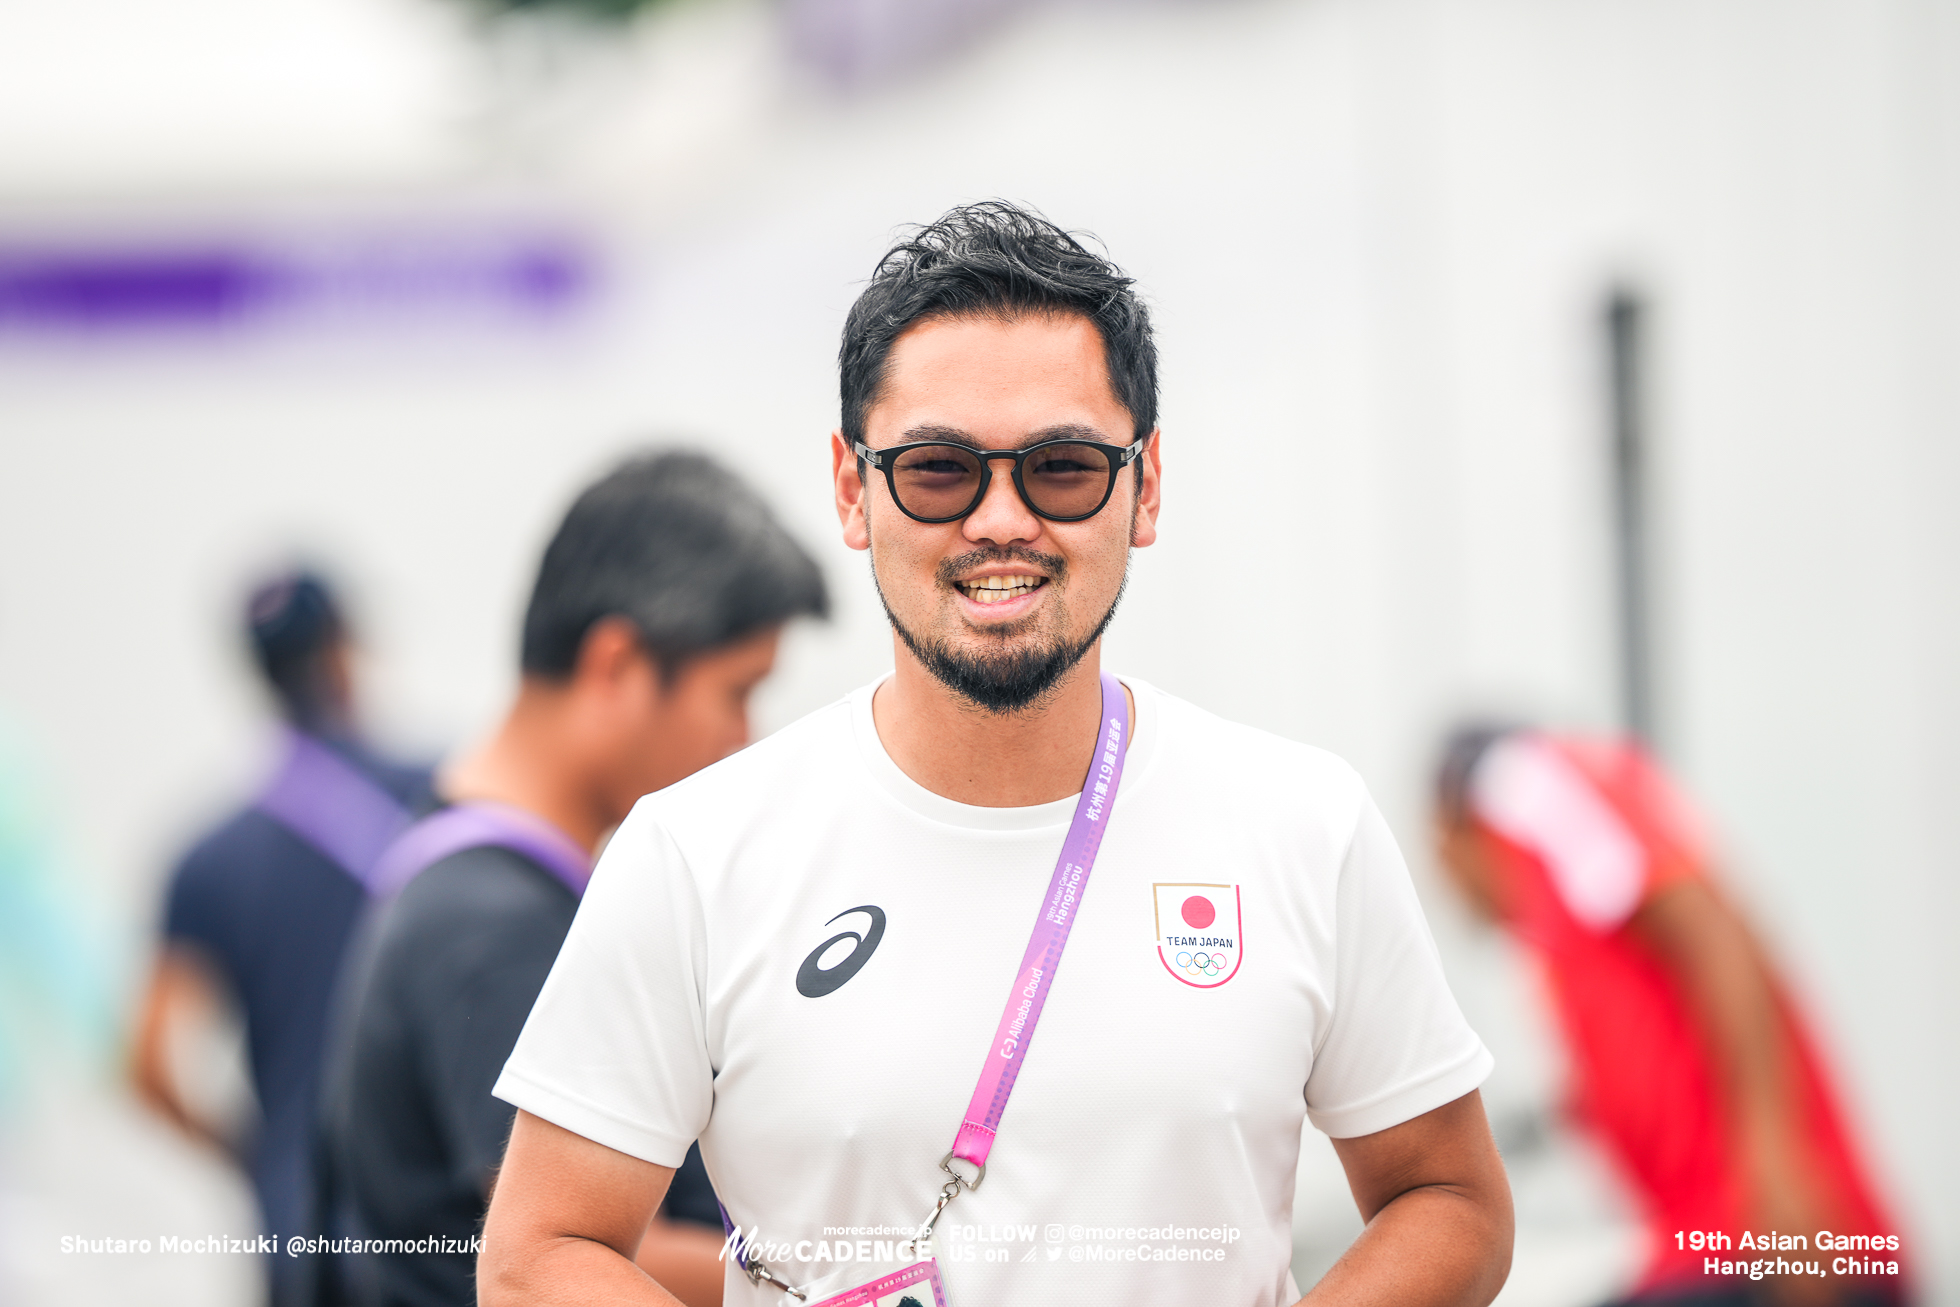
top-left (895, 422), bottom-right (1116, 449)
top-left (1025, 423), bottom-right (1112, 445)
top-left (897, 423), bottom-right (975, 445)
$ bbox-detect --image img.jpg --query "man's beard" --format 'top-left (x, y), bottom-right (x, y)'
top-left (871, 542), bottom-right (1129, 715)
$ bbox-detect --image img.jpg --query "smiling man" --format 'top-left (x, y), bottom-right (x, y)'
top-left (480, 202), bottom-right (1512, 1307)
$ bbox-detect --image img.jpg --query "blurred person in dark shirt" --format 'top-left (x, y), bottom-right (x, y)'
top-left (133, 569), bottom-right (434, 1307)
top-left (313, 450), bottom-right (827, 1307)
top-left (1434, 726), bottom-right (1907, 1307)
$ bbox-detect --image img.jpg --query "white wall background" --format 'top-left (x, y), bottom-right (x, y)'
top-left (1, 0), bottom-right (1954, 1302)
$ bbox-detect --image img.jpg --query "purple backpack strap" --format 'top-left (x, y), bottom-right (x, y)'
top-left (367, 802), bottom-right (593, 901)
top-left (255, 729), bottom-right (412, 891)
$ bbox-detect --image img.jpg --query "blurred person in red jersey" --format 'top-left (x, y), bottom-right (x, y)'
top-left (133, 570), bottom-right (434, 1307)
top-left (1434, 726), bottom-right (1908, 1307)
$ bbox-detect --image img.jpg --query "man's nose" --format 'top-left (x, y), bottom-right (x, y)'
top-left (963, 454), bottom-right (1041, 547)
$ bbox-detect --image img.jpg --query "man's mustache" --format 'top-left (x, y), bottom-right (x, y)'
top-left (935, 546), bottom-right (1067, 587)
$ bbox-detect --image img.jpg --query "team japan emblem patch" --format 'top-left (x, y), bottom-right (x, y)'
top-left (1153, 883), bottom-right (1242, 988)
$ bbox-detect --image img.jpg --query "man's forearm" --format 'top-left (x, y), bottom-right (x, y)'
top-left (1633, 883), bottom-right (1820, 1226)
top-left (1315, 1093), bottom-right (1514, 1307)
top-left (1300, 1182), bottom-right (1512, 1307)
top-left (130, 952), bottom-right (239, 1161)
top-left (482, 1231), bottom-right (685, 1307)
top-left (478, 1111), bottom-right (687, 1307)
top-left (634, 1217), bottom-right (727, 1307)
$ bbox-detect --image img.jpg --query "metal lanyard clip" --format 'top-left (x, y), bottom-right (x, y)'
top-left (739, 1255), bottom-right (808, 1301)
top-left (900, 1152), bottom-right (985, 1259)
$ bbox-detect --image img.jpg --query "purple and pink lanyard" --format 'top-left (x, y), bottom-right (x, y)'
top-left (729, 671), bottom-right (1132, 1296)
top-left (951, 671), bottom-right (1131, 1177)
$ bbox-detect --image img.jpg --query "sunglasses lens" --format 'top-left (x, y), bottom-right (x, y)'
top-left (1021, 442), bottom-right (1115, 519)
top-left (889, 444), bottom-right (985, 520)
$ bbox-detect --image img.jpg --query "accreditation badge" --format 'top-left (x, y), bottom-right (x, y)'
top-left (804, 1259), bottom-right (949, 1307)
top-left (1153, 883), bottom-right (1243, 987)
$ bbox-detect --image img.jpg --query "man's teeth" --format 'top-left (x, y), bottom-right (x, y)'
top-left (959, 575), bottom-right (1044, 605)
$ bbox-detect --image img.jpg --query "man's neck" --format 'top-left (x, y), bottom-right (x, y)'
top-left (437, 688), bottom-right (610, 853)
top-left (872, 639), bottom-right (1129, 808)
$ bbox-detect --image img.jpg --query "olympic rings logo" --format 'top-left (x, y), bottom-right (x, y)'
top-left (1174, 950), bottom-right (1228, 978)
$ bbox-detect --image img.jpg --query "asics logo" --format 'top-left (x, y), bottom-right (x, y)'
top-left (795, 905), bottom-right (886, 998)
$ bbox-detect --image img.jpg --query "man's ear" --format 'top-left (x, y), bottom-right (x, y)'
top-left (832, 430), bottom-right (870, 552)
top-left (320, 635), bottom-right (358, 723)
top-left (571, 616), bottom-right (653, 696)
top-left (1131, 428), bottom-right (1163, 548)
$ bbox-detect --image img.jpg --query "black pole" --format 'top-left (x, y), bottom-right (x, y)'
top-left (1606, 288), bottom-right (1653, 745)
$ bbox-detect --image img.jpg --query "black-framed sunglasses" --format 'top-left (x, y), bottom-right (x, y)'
top-left (853, 433), bottom-right (1151, 524)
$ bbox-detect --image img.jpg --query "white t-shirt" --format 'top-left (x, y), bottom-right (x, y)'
top-left (495, 677), bottom-right (1491, 1307)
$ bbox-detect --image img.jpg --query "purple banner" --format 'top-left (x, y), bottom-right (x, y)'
top-left (0, 227), bottom-right (590, 334)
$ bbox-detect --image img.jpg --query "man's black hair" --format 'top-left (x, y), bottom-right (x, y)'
top-left (839, 200), bottom-right (1158, 449)
top-left (1434, 722), bottom-right (1525, 825)
top-left (246, 570), bottom-right (346, 730)
top-left (520, 449), bottom-right (829, 679)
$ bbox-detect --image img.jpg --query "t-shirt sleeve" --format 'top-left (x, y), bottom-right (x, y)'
top-left (493, 802), bottom-right (712, 1170)
top-left (161, 844), bottom-right (235, 973)
top-left (158, 858), bottom-right (245, 1039)
top-left (1303, 797), bottom-right (1493, 1139)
